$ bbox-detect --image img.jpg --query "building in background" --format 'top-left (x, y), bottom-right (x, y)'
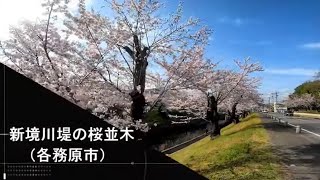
top-left (274, 102), bottom-right (287, 113)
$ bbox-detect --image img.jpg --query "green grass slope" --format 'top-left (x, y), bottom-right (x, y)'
top-left (170, 113), bottom-right (282, 180)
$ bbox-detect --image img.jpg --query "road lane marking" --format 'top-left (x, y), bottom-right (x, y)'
top-left (267, 114), bottom-right (320, 138)
top-left (301, 128), bottom-right (320, 138)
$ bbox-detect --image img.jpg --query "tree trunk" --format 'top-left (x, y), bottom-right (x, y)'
top-left (122, 34), bottom-right (149, 122)
top-left (206, 95), bottom-right (220, 139)
top-left (129, 90), bottom-right (146, 121)
top-left (231, 102), bottom-right (239, 124)
top-left (212, 110), bottom-right (220, 136)
top-left (219, 103), bottom-right (239, 131)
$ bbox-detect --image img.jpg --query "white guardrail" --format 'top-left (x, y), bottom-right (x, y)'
top-left (267, 114), bottom-right (320, 138)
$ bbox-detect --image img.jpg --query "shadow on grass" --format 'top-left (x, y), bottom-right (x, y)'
top-left (197, 142), bottom-right (280, 179)
top-left (197, 114), bottom-right (280, 179)
top-left (221, 113), bottom-right (263, 136)
top-left (223, 124), bottom-right (262, 136)
top-left (223, 113), bottom-right (301, 137)
top-left (172, 113), bottom-right (282, 179)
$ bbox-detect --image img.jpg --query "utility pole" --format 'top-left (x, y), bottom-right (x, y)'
top-left (271, 91), bottom-right (279, 113)
top-left (275, 91), bottom-right (279, 104)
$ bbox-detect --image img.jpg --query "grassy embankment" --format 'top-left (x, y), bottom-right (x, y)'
top-left (170, 113), bottom-right (283, 180)
top-left (294, 111), bottom-right (320, 120)
top-left (295, 110), bottom-right (320, 114)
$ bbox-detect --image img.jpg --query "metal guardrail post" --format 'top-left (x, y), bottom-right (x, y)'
top-left (296, 125), bottom-right (301, 133)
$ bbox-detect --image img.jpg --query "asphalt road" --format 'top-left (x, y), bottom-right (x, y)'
top-left (262, 117), bottom-right (320, 180)
top-left (265, 112), bottom-right (320, 135)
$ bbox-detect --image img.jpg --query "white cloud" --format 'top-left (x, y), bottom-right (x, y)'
top-left (233, 18), bottom-right (243, 26)
top-left (218, 16), bottom-right (263, 27)
top-left (0, 0), bottom-right (93, 40)
top-left (218, 16), bottom-right (263, 26)
top-left (218, 17), bottom-right (246, 26)
top-left (264, 68), bottom-right (318, 76)
top-left (300, 42), bottom-right (320, 49)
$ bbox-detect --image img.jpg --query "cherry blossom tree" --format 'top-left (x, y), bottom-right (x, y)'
top-left (0, 0), bottom-right (212, 131)
top-left (63, 0), bottom-right (213, 121)
top-left (219, 75), bottom-right (262, 124)
top-left (0, 0), bottom-right (265, 141)
top-left (201, 58), bottom-right (262, 137)
top-left (158, 56), bottom-right (263, 137)
top-left (286, 93), bottom-right (316, 110)
top-left (161, 89), bottom-right (207, 116)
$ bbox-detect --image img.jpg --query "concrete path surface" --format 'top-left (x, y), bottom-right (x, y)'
top-left (262, 116), bottom-right (320, 180)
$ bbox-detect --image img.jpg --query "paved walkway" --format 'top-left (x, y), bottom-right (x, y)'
top-left (262, 117), bottom-right (320, 180)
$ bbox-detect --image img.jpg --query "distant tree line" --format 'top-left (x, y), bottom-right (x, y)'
top-left (286, 72), bottom-right (320, 112)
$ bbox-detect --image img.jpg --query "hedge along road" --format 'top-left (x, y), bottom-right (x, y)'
top-left (266, 112), bottom-right (320, 137)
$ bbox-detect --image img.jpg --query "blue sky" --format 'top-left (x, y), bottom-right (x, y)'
top-left (90, 0), bottom-right (320, 101)
top-left (167, 0), bottom-right (320, 101)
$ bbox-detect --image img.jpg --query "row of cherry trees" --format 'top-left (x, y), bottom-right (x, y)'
top-left (286, 94), bottom-right (318, 110)
top-left (0, 0), bottom-right (263, 136)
